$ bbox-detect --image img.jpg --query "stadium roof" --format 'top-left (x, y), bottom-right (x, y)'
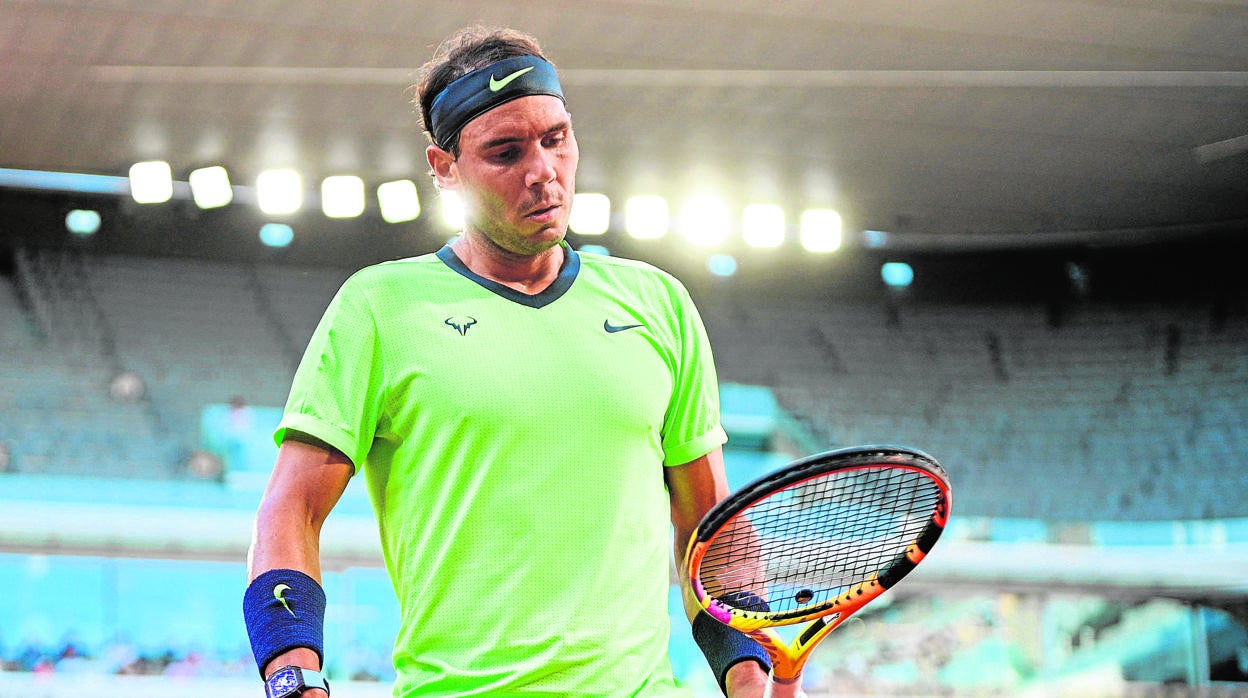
top-left (2, 0), bottom-right (1247, 247)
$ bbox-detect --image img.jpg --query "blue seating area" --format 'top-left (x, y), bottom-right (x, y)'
top-left (3, 247), bottom-right (1246, 524)
top-left (0, 249), bottom-right (351, 478)
top-left (701, 292), bottom-right (1248, 521)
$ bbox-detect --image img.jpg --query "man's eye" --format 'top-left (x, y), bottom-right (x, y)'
top-left (491, 148), bottom-right (520, 162)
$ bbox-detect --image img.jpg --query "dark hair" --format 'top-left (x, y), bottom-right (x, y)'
top-left (414, 26), bottom-right (550, 155)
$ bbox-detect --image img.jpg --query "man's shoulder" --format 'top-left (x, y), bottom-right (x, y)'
top-left (578, 251), bottom-right (682, 288)
top-left (342, 251), bottom-right (446, 288)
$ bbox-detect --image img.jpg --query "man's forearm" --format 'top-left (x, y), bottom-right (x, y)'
top-left (246, 439), bottom-right (352, 694)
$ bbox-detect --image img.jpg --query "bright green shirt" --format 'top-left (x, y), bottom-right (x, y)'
top-left (277, 244), bottom-right (726, 696)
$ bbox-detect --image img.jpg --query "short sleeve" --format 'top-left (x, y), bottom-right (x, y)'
top-left (660, 280), bottom-right (728, 466)
top-left (274, 274), bottom-right (387, 470)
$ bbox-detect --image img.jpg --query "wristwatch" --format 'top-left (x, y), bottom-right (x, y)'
top-left (265, 665), bottom-right (331, 698)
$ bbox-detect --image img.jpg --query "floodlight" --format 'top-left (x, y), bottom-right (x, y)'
top-left (377, 180), bottom-right (421, 223)
top-left (188, 166), bottom-right (233, 209)
top-left (321, 175), bottom-right (365, 218)
top-left (625, 195), bottom-right (668, 239)
top-left (256, 169), bottom-right (302, 215)
top-left (128, 161), bottom-right (173, 204)
top-left (799, 209), bottom-right (842, 253)
top-left (742, 204), bottom-right (785, 248)
top-left (678, 195), bottom-right (731, 247)
top-left (569, 193), bottom-right (610, 235)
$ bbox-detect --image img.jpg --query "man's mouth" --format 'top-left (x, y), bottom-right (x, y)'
top-left (525, 203), bottom-right (561, 222)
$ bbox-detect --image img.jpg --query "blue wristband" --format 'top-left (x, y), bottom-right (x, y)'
top-left (691, 590), bottom-right (772, 693)
top-left (243, 568), bottom-right (327, 679)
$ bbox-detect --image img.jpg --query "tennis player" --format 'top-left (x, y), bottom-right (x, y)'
top-left (244, 26), bottom-right (774, 697)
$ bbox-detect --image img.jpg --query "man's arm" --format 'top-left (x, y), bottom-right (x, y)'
top-left (666, 447), bottom-right (771, 697)
top-left (246, 436), bottom-right (354, 692)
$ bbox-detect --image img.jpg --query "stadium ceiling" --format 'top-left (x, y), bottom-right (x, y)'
top-left (2, 0), bottom-right (1247, 247)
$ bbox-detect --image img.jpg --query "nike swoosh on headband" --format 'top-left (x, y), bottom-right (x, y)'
top-left (489, 66), bottom-right (535, 92)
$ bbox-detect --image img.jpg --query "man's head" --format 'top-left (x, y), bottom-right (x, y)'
top-left (415, 27), bottom-right (558, 156)
top-left (417, 27), bottom-right (578, 257)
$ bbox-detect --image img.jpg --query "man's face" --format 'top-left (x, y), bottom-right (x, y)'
top-left (439, 95), bottom-right (578, 257)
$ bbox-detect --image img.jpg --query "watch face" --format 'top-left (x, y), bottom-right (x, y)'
top-left (269, 667), bottom-right (301, 697)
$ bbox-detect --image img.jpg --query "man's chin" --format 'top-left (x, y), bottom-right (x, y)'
top-left (490, 228), bottom-right (567, 258)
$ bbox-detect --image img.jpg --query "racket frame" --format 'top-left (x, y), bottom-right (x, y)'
top-left (683, 445), bottom-right (952, 680)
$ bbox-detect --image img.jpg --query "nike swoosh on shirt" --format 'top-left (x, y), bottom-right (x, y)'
top-left (604, 320), bottom-right (644, 333)
top-left (489, 67), bottom-right (535, 92)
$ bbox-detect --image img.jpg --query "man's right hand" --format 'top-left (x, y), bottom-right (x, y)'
top-left (725, 662), bottom-right (807, 698)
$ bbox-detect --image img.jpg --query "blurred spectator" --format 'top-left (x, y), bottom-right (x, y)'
top-left (163, 651), bottom-right (204, 677)
top-left (225, 395), bottom-right (253, 472)
top-left (185, 450), bottom-right (224, 480)
top-left (108, 369), bottom-right (146, 402)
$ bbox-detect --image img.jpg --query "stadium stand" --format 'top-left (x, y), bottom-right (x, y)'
top-left (1, 251), bottom-right (180, 478)
top-left (702, 291), bottom-right (1248, 521)
top-left (4, 247), bottom-right (1247, 520)
top-left (3, 247), bottom-right (1247, 696)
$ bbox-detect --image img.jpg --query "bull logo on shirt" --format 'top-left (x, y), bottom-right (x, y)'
top-left (444, 316), bottom-right (477, 336)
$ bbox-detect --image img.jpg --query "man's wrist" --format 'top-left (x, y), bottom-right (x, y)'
top-left (690, 607), bottom-right (772, 692)
top-left (264, 664), bottom-right (330, 697)
top-left (264, 648), bottom-right (322, 680)
top-left (724, 659), bottom-right (770, 697)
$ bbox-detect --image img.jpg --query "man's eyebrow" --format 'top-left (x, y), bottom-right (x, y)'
top-left (481, 120), bottom-right (571, 150)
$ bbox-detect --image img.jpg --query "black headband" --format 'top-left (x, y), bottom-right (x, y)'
top-left (429, 55), bottom-right (565, 150)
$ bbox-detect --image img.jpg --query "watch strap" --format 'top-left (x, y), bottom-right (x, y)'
top-left (265, 665), bottom-right (330, 697)
top-left (300, 668), bottom-right (330, 695)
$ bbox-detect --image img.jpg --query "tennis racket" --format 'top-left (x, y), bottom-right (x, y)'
top-left (683, 445), bottom-right (951, 695)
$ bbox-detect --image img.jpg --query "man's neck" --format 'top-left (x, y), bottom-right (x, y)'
top-left (450, 233), bottom-right (566, 296)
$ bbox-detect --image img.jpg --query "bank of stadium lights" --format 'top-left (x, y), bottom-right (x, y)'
top-left (128, 160), bottom-right (173, 204)
top-left (38, 162), bottom-right (857, 256)
top-left (188, 166), bottom-right (233, 209)
top-left (569, 193), bottom-right (610, 235)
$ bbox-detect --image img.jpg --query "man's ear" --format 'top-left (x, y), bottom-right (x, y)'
top-left (426, 144), bottom-right (459, 189)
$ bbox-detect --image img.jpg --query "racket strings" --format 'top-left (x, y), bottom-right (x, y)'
top-left (700, 466), bottom-right (942, 615)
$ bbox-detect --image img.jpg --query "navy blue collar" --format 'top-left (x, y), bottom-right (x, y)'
top-left (436, 241), bottom-right (579, 309)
